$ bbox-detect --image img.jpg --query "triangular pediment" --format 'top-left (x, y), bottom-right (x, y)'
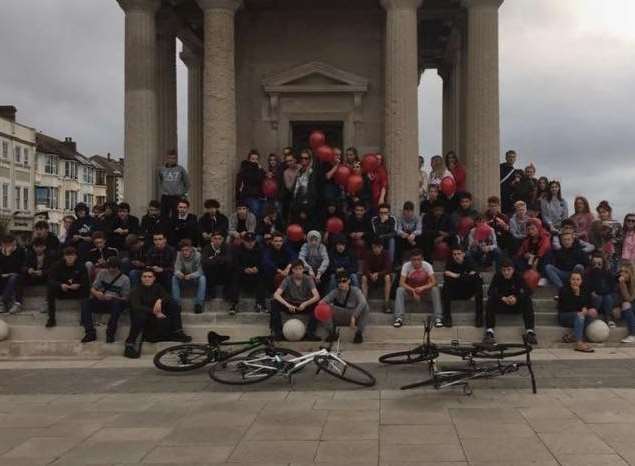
top-left (263, 61), bottom-right (368, 94)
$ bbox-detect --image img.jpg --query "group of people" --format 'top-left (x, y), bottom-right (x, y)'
top-left (1, 147), bottom-right (634, 355)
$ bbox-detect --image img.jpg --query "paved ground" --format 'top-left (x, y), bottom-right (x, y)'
top-left (3, 350), bottom-right (635, 465)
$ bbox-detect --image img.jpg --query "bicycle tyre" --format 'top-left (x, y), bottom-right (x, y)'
top-left (472, 343), bottom-right (531, 359)
top-left (153, 344), bottom-right (215, 372)
top-left (209, 348), bottom-right (299, 385)
top-left (379, 347), bottom-right (438, 365)
top-left (314, 356), bottom-right (376, 387)
top-left (246, 347), bottom-right (302, 359)
top-left (401, 371), bottom-right (468, 391)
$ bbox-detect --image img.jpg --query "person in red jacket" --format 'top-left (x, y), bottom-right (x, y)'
top-left (444, 151), bottom-right (466, 193)
top-left (515, 218), bottom-right (551, 283)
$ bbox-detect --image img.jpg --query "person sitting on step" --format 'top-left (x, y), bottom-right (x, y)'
top-left (144, 231), bottom-right (176, 292)
top-left (361, 238), bottom-right (393, 314)
top-left (25, 237), bottom-right (54, 287)
top-left (228, 232), bottom-right (266, 314)
top-left (80, 256), bottom-right (130, 344)
top-left (84, 231), bottom-right (118, 282)
top-left (483, 257), bottom-right (537, 345)
top-left (321, 270), bottom-right (369, 344)
top-left (124, 268), bottom-right (191, 358)
top-left (45, 247), bottom-right (89, 328)
top-left (441, 246), bottom-right (484, 328)
top-left (172, 238), bottom-right (206, 314)
top-left (201, 231), bottom-right (232, 300)
top-left (557, 270), bottom-right (597, 352)
top-left (393, 249), bottom-right (442, 328)
top-left (0, 235), bottom-right (26, 314)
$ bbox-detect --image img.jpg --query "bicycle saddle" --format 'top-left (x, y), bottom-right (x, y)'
top-left (207, 331), bottom-right (231, 345)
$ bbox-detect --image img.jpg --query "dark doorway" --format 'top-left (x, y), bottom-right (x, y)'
top-left (291, 121), bottom-right (344, 155)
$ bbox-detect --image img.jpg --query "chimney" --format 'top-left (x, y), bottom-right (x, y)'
top-left (63, 137), bottom-right (77, 153)
top-left (0, 106), bottom-right (17, 122)
top-left (107, 152), bottom-right (111, 160)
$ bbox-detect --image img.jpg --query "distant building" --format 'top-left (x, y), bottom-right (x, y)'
top-left (90, 154), bottom-right (124, 204)
top-left (0, 106), bottom-right (36, 240)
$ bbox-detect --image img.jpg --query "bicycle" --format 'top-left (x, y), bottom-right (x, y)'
top-left (379, 317), bottom-right (537, 395)
top-left (209, 332), bottom-right (376, 387)
top-left (153, 331), bottom-right (301, 372)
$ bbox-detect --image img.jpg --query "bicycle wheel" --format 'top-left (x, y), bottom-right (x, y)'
top-left (153, 344), bottom-right (214, 372)
top-left (472, 343), bottom-right (531, 359)
top-left (401, 371), bottom-right (469, 391)
top-left (246, 347), bottom-right (302, 359)
top-left (379, 346), bottom-right (438, 365)
top-left (314, 355), bottom-right (376, 387)
top-left (209, 348), bottom-right (299, 385)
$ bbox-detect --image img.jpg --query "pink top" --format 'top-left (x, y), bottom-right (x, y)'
top-left (570, 213), bottom-right (594, 241)
top-left (623, 231), bottom-right (635, 262)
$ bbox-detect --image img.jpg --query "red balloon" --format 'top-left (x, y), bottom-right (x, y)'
top-left (316, 145), bottom-right (335, 163)
top-left (315, 302), bottom-right (333, 322)
top-left (458, 217), bottom-right (475, 238)
top-left (286, 224), bottom-right (304, 242)
top-left (406, 268), bottom-right (429, 288)
top-left (440, 176), bottom-right (456, 197)
top-left (523, 269), bottom-right (541, 290)
top-left (262, 178), bottom-right (278, 198)
top-left (361, 154), bottom-right (380, 174)
top-left (334, 165), bottom-right (351, 186)
top-left (346, 174), bottom-right (364, 194)
top-left (474, 223), bottom-right (493, 242)
top-left (433, 242), bottom-right (450, 261)
top-left (309, 131), bottom-right (326, 150)
top-left (326, 217), bottom-right (344, 234)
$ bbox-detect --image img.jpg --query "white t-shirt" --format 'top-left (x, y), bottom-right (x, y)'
top-left (401, 260), bottom-right (434, 279)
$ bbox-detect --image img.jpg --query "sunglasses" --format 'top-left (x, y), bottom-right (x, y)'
top-left (338, 278), bottom-right (349, 283)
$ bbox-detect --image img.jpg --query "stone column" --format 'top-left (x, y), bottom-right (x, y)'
top-left (197, 0), bottom-right (241, 212)
top-left (156, 7), bottom-right (178, 165)
top-left (117, 0), bottom-right (161, 216)
top-left (463, 0), bottom-right (503, 209)
top-left (381, 0), bottom-right (423, 211)
top-left (180, 46), bottom-right (203, 213)
top-left (439, 66), bottom-right (453, 156)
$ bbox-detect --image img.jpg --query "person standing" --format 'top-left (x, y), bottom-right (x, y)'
top-left (158, 149), bottom-right (190, 220)
top-left (500, 150), bottom-right (518, 214)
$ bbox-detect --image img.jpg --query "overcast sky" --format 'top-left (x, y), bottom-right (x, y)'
top-left (1, 0), bottom-right (634, 217)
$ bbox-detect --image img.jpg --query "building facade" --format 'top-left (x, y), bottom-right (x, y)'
top-left (0, 106), bottom-right (36, 240)
top-left (117, 0), bottom-right (503, 214)
top-left (90, 154), bottom-right (125, 204)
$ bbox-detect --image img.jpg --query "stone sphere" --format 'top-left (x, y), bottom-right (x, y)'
top-left (0, 320), bottom-right (9, 341)
top-left (283, 319), bottom-right (306, 342)
top-left (585, 320), bottom-right (610, 343)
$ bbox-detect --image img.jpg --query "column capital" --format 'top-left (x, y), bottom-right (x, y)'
top-left (196, 0), bottom-right (242, 12)
top-left (180, 46), bottom-right (202, 68)
top-left (462, 0), bottom-right (503, 9)
top-left (117, 0), bottom-right (160, 14)
top-left (380, 0), bottom-right (422, 11)
top-left (156, 6), bottom-right (180, 36)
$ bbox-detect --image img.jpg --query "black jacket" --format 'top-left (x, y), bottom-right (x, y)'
top-left (0, 247), bottom-right (26, 274)
top-left (170, 214), bottom-right (200, 247)
top-left (558, 285), bottom-right (592, 314)
top-left (129, 282), bottom-right (169, 315)
top-left (236, 160), bottom-right (265, 200)
top-left (84, 246), bottom-right (118, 265)
top-left (25, 250), bottom-right (55, 275)
top-left (201, 243), bottom-right (231, 269)
top-left (198, 213), bottom-right (229, 240)
top-left (48, 259), bottom-right (89, 294)
top-left (585, 269), bottom-right (615, 296)
top-left (140, 214), bottom-right (170, 247)
top-left (488, 271), bottom-right (531, 300)
top-left (145, 245), bottom-right (176, 272)
top-left (550, 245), bottom-right (589, 272)
top-left (233, 244), bottom-right (262, 271)
top-left (109, 215), bottom-right (140, 251)
top-left (66, 216), bottom-right (96, 245)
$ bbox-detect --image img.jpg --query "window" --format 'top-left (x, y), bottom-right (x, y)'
top-left (2, 184), bottom-right (7, 208)
top-left (96, 170), bottom-right (105, 186)
top-left (51, 187), bottom-right (59, 209)
top-left (64, 190), bottom-right (78, 210)
top-left (37, 187), bottom-right (59, 209)
top-left (50, 223), bottom-right (59, 235)
top-left (64, 161), bottom-right (77, 179)
top-left (96, 195), bottom-right (106, 206)
top-left (23, 149), bottom-right (29, 166)
top-left (82, 166), bottom-right (94, 184)
top-left (23, 187), bottom-right (28, 210)
top-left (14, 146), bottom-right (21, 163)
top-left (45, 155), bottom-right (58, 175)
top-left (15, 187), bottom-right (21, 209)
top-left (83, 193), bottom-right (93, 207)
top-left (1, 141), bottom-right (7, 159)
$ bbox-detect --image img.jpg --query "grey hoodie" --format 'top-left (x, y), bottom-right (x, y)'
top-left (299, 231), bottom-right (329, 276)
top-left (174, 250), bottom-right (203, 278)
top-left (159, 164), bottom-right (190, 196)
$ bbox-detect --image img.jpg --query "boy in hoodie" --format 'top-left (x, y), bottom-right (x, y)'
top-left (299, 230), bottom-right (330, 293)
top-left (145, 231), bottom-right (176, 291)
top-left (84, 231), bottom-right (119, 282)
top-left (65, 203), bottom-right (95, 257)
top-left (46, 247), bottom-right (89, 328)
top-left (199, 199), bottom-right (229, 244)
top-left (0, 235), bottom-right (26, 314)
top-left (80, 257), bottom-right (130, 343)
top-left (467, 215), bottom-right (503, 270)
top-left (371, 203), bottom-right (397, 263)
top-left (442, 246), bottom-right (484, 327)
top-left (261, 232), bottom-right (297, 295)
top-left (235, 150), bottom-right (265, 218)
top-left (327, 235), bottom-right (359, 292)
top-left (123, 234), bottom-right (146, 287)
top-left (321, 270), bottom-right (369, 344)
top-left (484, 258), bottom-right (537, 345)
top-left (140, 201), bottom-right (170, 249)
top-left (202, 231), bottom-right (232, 299)
top-left (396, 201), bottom-right (423, 263)
top-left (228, 202), bottom-right (257, 244)
top-left (361, 239), bottom-right (393, 314)
top-left (514, 218), bottom-right (551, 279)
top-left (544, 231), bottom-right (589, 289)
top-left (25, 237), bottom-right (54, 287)
top-left (31, 220), bottom-right (60, 258)
top-left (228, 232), bottom-right (265, 314)
top-left (109, 202), bottom-right (140, 252)
top-left (170, 199), bottom-right (200, 247)
top-left (158, 149), bottom-right (190, 220)
top-left (172, 239), bottom-right (206, 314)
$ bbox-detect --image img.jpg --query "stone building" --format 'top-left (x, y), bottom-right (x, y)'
top-left (117, 0), bottom-right (503, 214)
top-left (0, 106), bottom-right (36, 240)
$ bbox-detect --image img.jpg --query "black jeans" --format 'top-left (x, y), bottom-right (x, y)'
top-left (126, 299), bottom-right (183, 344)
top-left (441, 274), bottom-right (484, 320)
top-left (204, 264), bottom-right (229, 298)
top-left (160, 194), bottom-right (181, 220)
top-left (270, 300), bottom-right (318, 336)
top-left (47, 284), bottom-right (87, 319)
top-left (228, 269), bottom-right (265, 305)
top-left (80, 298), bottom-right (127, 337)
top-left (485, 294), bottom-right (535, 331)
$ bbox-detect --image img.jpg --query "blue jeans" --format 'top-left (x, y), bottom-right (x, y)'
top-left (244, 197), bottom-right (262, 219)
top-left (544, 264), bottom-right (585, 289)
top-left (129, 269), bottom-right (141, 289)
top-left (468, 247), bottom-right (503, 270)
top-left (327, 273), bottom-right (359, 293)
top-left (172, 275), bottom-right (207, 306)
top-left (592, 293), bottom-right (615, 320)
top-left (559, 311), bottom-right (595, 341)
top-left (620, 304), bottom-right (635, 335)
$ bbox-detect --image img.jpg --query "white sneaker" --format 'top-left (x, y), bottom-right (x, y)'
top-left (621, 335), bottom-right (635, 344)
top-left (608, 320), bottom-right (616, 328)
top-left (8, 302), bottom-right (21, 314)
top-left (538, 278), bottom-right (548, 287)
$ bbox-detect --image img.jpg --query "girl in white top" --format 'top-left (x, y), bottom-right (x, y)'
top-left (428, 155), bottom-right (454, 189)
